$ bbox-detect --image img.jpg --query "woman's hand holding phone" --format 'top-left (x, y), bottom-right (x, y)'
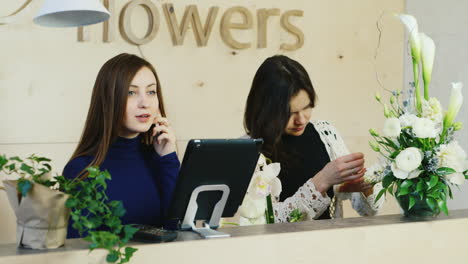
top-left (152, 115), bottom-right (176, 156)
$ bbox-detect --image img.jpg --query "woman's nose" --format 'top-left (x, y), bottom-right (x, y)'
top-left (138, 94), bottom-right (150, 108)
top-left (295, 112), bottom-right (306, 125)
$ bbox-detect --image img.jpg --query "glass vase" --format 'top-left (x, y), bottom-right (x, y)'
top-left (396, 195), bottom-right (440, 218)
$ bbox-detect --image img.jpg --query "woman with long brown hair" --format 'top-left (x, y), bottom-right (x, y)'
top-left (243, 55), bottom-right (383, 222)
top-left (63, 53), bottom-right (179, 237)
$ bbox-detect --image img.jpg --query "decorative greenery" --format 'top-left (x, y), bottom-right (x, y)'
top-left (0, 154), bottom-right (54, 196)
top-left (0, 155), bottom-right (138, 263)
top-left (365, 14), bottom-right (468, 217)
top-left (288, 209), bottom-right (306, 223)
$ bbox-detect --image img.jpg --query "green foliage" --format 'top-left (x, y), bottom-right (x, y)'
top-left (0, 155), bottom-right (138, 263)
top-left (56, 167), bottom-right (138, 264)
top-left (0, 154), bottom-right (56, 195)
top-left (288, 209), bottom-right (306, 223)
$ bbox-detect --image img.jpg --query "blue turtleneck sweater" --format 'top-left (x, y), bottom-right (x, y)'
top-left (63, 136), bottom-right (180, 238)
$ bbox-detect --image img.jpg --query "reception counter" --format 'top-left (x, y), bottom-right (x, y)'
top-left (1, 210), bottom-right (468, 264)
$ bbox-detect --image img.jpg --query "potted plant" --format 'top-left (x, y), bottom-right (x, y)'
top-left (365, 14), bottom-right (468, 217)
top-left (0, 154), bottom-right (138, 263)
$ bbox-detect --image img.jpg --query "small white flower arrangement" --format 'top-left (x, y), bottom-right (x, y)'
top-left (366, 14), bottom-right (468, 216)
top-left (238, 154), bottom-right (281, 225)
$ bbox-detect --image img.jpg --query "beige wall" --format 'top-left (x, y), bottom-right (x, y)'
top-left (0, 0), bottom-right (404, 244)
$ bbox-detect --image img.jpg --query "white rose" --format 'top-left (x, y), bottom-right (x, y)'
top-left (413, 117), bottom-right (437, 138)
top-left (391, 162), bottom-right (409, 179)
top-left (399, 113), bottom-right (418, 127)
top-left (395, 147), bottom-right (423, 172)
top-left (383, 117), bottom-right (401, 137)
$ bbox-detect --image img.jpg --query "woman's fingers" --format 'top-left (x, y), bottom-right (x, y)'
top-left (156, 133), bottom-right (170, 144)
top-left (341, 158), bottom-right (365, 171)
top-left (152, 124), bottom-right (170, 136)
top-left (339, 152), bottom-right (364, 163)
top-left (153, 116), bottom-right (170, 127)
top-left (342, 170), bottom-right (365, 181)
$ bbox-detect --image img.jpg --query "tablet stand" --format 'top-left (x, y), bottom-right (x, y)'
top-left (181, 184), bottom-right (231, 239)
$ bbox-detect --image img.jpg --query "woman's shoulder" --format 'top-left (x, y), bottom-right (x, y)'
top-left (62, 155), bottom-right (93, 179)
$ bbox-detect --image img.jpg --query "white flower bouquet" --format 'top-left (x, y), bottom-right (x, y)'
top-left (238, 154), bottom-right (282, 225)
top-left (366, 14), bottom-right (468, 217)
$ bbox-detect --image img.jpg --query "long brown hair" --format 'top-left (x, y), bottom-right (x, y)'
top-left (244, 55), bottom-right (316, 164)
top-left (70, 53), bottom-right (167, 177)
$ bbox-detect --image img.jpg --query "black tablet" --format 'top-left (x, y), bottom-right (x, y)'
top-left (166, 138), bottom-right (262, 227)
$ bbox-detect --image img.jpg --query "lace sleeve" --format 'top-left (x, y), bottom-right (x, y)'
top-left (320, 121), bottom-right (384, 216)
top-left (273, 180), bottom-right (331, 222)
top-left (350, 182), bottom-right (384, 216)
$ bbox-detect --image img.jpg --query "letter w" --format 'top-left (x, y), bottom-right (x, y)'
top-left (163, 4), bottom-right (219, 47)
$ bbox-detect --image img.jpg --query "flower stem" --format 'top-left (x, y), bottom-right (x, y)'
top-left (413, 59), bottom-right (422, 114)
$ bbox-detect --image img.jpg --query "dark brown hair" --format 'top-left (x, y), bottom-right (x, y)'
top-left (244, 55), bottom-right (316, 163)
top-left (69, 53), bottom-right (167, 177)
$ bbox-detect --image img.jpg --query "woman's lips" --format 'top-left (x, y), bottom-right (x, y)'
top-left (292, 126), bottom-right (304, 132)
top-left (136, 114), bottom-right (151, 123)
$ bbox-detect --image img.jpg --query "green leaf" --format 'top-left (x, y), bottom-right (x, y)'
top-left (122, 247), bottom-right (138, 263)
top-left (10, 156), bottom-right (23, 162)
top-left (438, 199), bottom-right (449, 216)
top-left (382, 175), bottom-right (394, 189)
top-left (86, 166), bottom-right (99, 177)
top-left (436, 167), bottom-right (456, 176)
top-left (425, 197), bottom-right (438, 212)
top-left (416, 180), bottom-right (424, 192)
top-left (105, 217), bottom-right (121, 229)
top-left (0, 155), bottom-right (7, 169)
top-left (111, 201), bottom-right (126, 217)
top-left (35, 157), bottom-right (51, 163)
top-left (400, 179), bottom-right (413, 189)
top-left (375, 188), bottom-right (386, 202)
top-left (398, 180), bottom-right (413, 196)
top-left (20, 163), bottom-right (35, 175)
top-left (428, 175), bottom-right (439, 189)
top-left (17, 179), bottom-right (32, 197)
top-left (88, 217), bottom-right (103, 229)
top-left (121, 225), bottom-right (139, 243)
top-left (65, 198), bottom-right (79, 208)
top-left (43, 164), bottom-right (52, 171)
top-left (382, 137), bottom-right (400, 150)
top-left (106, 250), bottom-right (119, 263)
top-left (409, 195), bottom-right (416, 210)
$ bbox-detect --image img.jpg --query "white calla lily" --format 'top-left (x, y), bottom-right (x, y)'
top-left (420, 33), bottom-right (435, 100)
top-left (444, 82), bottom-right (464, 130)
top-left (397, 14), bottom-right (423, 113)
top-left (398, 14), bottom-right (421, 62)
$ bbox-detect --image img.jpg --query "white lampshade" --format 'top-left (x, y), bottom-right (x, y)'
top-left (33, 0), bottom-right (110, 27)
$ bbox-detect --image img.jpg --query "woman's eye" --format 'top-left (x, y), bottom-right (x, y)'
top-left (128, 91), bottom-right (136, 96)
top-left (148, 90), bottom-right (157, 95)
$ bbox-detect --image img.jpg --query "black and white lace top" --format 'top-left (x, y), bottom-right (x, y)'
top-left (271, 120), bottom-right (384, 222)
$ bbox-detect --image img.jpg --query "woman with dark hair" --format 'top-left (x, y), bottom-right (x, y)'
top-left (244, 55), bottom-right (382, 222)
top-left (63, 53), bottom-right (179, 237)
